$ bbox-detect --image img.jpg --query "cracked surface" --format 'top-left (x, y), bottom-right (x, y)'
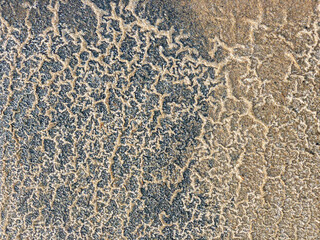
top-left (0, 0), bottom-right (320, 239)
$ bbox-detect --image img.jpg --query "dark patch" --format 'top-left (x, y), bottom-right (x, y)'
top-left (58, 0), bottom-right (98, 44)
top-left (0, 0), bottom-right (28, 27)
top-left (139, 0), bottom-right (213, 60)
top-left (28, 0), bottom-right (53, 34)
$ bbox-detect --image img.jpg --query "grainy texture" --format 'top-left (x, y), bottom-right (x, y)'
top-left (0, 0), bottom-right (319, 239)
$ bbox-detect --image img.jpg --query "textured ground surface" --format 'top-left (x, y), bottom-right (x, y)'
top-left (0, 0), bottom-right (320, 239)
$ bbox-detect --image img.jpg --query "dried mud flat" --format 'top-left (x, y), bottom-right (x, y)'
top-left (0, 0), bottom-right (319, 239)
